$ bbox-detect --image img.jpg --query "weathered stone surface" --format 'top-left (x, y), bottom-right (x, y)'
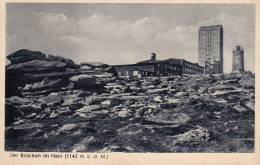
top-left (6, 122), bottom-right (44, 138)
top-left (76, 105), bottom-right (101, 113)
top-left (100, 146), bottom-right (133, 152)
top-left (117, 110), bottom-right (131, 118)
top-left (80, 65), bottom-right (93, 70)
top-left (80, 62), bottom-right (109, 68)
top-left (69, 74), bottom-right (105, 90)
top-left (239, 74), bottom-right (255, 87)
top-left (94, 72), bottom-right (114, 79)
top-left (70, 74), bottom-right (94, 82)
top-left (146, 88), bottom-right (168, 94)
top-left (38, 93), bottom-right (64, 107)
top-left (23, 78), bottom-right (67, 91)
top-left (210, 90), bottom-right (241, 97)
top-left (62, 98), bottom-right (84, 111)
top-left (5, 103), bottom-right (24, 125)
top-left (58, 107), bottom-right (73, 116)
top-left (174, 127), bottom-right (210, 144)
top-left (6, 96), bottom-right (32, 106)
top-left (23, 69), bottom-right (80, 82)
top-left (145, 113), bottom-right (191, 125)
top-left (80, 62), bottom-right (117, 77)
top-left (47, 54), bottom-right (79, 69)
top-left (58, 124), bottom-right (78, 132)
top-left (5, 52), bottom-right (255, 153)
top-left (17, 104), bottom-right (42, 115)
top-left (7, 60), bottom-right (67, 73)
top-left (7, 49), bottom-right (46, 64)
top-left (72, 136), bottom-right (103, 152)
top-left (243, 101), bottom-right (255, 111)
top-left (233, 105), bottom-right (249, 112)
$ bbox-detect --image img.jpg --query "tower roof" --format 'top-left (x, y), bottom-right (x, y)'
top-left (233, 45), bottom-right (244, 51)
top-left (199, 25), bottom-right (223, 31)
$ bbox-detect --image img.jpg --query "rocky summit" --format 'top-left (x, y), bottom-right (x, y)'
top-left (5, 49), bottom-right (255, 152)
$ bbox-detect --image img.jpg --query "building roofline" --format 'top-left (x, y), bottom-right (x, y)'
top-left (112, 63), bottom-right (156, 67)
top-left (199, 25), bottom-right (223, 30)
top-left (165, 58), bottom-right (204, 67)
top-left (113, 58), bottom-right (203, 68)
top-left (137, 60), bottom-right (164, 64)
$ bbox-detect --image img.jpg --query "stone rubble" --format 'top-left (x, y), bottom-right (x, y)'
top-left (5, 49), bottom-right (255, 152)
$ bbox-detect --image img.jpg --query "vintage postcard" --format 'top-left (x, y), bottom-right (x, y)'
top-left (0, 0), bottom-right (259, 165)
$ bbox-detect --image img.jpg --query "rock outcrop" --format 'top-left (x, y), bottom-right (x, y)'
top-left (5, 49), bottom-right (255, 153)
top-left (5, 49), bottom-right (117, 97)
top-left (47, 54), bottom-right (79, 69)
top-left (7, 49), bottom-right (46, 64)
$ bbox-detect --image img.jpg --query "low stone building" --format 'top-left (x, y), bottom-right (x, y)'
top-left (113, 54), bottom-right (203, 78)
top-left (165, 58), bottom-right (204, 75)
top-left (113, 63), bottom-right (157, 78)
top-left (114, 61), bottom-right (182, 78)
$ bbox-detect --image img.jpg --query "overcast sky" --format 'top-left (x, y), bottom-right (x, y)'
top-left (6, 3), bottom-right (255, 73)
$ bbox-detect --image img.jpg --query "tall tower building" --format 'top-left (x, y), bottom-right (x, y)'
top-left (232, 46), bottom-right (244, 73)
top-left (198, 25), bottom-right (223, 74)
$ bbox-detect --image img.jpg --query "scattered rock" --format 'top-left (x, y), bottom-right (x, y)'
top-left (76, 105), bottom-right (101, 113)
top-left (4, 51), bottom-right (255, 152)
top-left (243, 101), bottom-right (255, 111)
top-left (175, 127), bottom-right (210, 144)
top-left (117, 109), bottom-right (131, 118)
top-left (69, 74), bottom-right (104, 90)
top-left (239, 74), bottom-right (255, 87)
top-left (26, 113), bottom-right (37, 119)
top-left (38, 93), bottom-right (64, 107)
top-left (153, 96), bottom-right (163, 103)
top-left (17, 104), bottom-right (42, 115)
top-left (72, 136), bottom-right (103, 152)
top-left (210, 90), bottom-right (241, 97)
top-left (6, 96), bottom-right (32, 106)
top-left (145, 113), bottom-right (191, 125)
top-left (12, 119), bottom-right (26, 125)
top-left (23, 78), bottom-right (67, 92)
top-left (100, 146), bottom-right (132, 152)
top-left (80, 65), bottom-right (93, 70)
top-left (219, 79), bottom-right (239, 85)
top-left (146, 88), bottom-right (168, 94)
top-left (55, 124), bottom-right (79, 135)
top-left (233, 105), bottom-right (248, 112)
top-left (213, 98), bottom-right (228, 104)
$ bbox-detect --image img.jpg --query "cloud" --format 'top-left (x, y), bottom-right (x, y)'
top-left (59, 35), bottom-right (88, 44)
top-left (36, 12), bottom-right (69, 34)
top-left (38, 12), bottom-right (68, 24)
top-left (70, 14), bottom-right (171, 64)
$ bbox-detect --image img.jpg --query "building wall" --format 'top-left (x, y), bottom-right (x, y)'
top-left (153, 62), bottom-right (182, 76)
top-left (205, 61), bottom-right (222, 74)
top-left (166, 59), bottom-right (204, 74)
top-left (114, 58), bottom-right (204, 77)
top-left (114, 62), bottom-right (182, 78)
top-left (198, 25), bottom-right (223, 74)
top-left (181, 60), bottom-right (204, 74)
top-left (114, 65), bottom-right (154, 77)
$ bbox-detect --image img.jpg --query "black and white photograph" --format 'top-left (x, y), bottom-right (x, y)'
top-left (4, 3), bottom-right (255, 153)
